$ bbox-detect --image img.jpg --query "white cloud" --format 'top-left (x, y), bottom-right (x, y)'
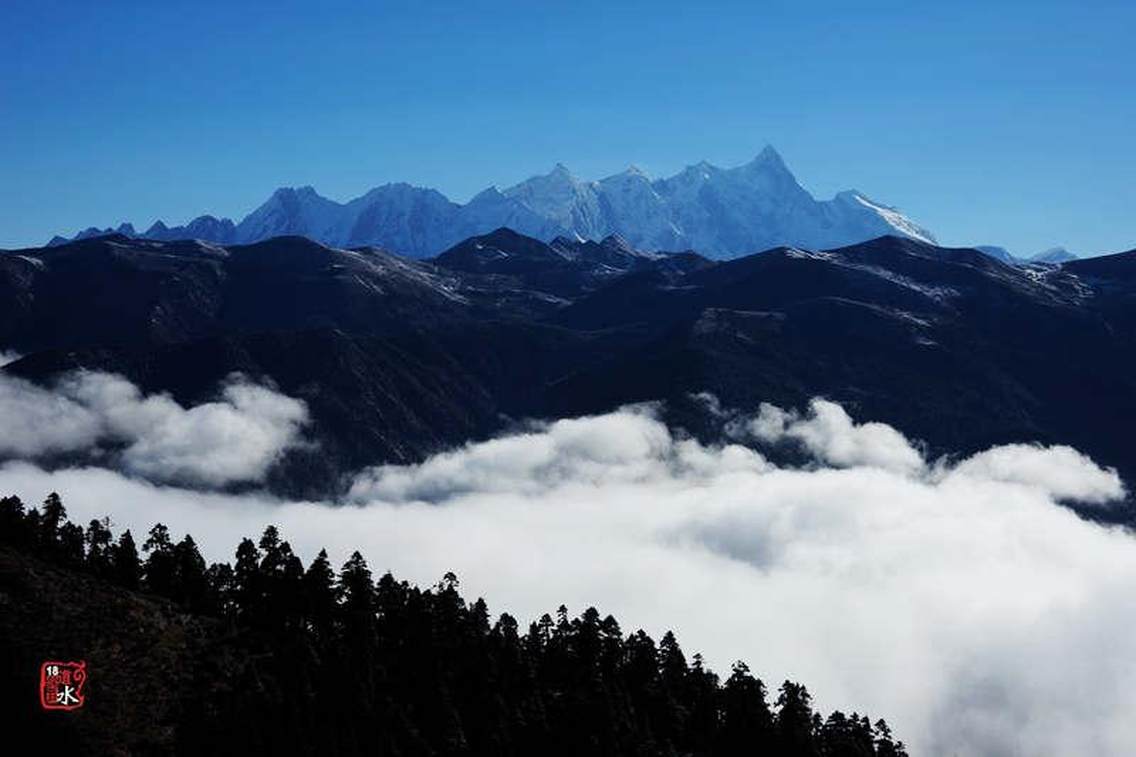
top-left (939, 443), bottom-right (1122, 505)
top-left (0, 396), bottom-right (1132, 756)
top-left (0, 350), bottom-right (22, 367)
top-left (742, 398), bottom-right (925, 474)
top-left (0, 372), bottom-right (103, 455)
top-left (348, 406), bottom-right (765, 501)
top-left (0, 370), bottom-right (307, 486)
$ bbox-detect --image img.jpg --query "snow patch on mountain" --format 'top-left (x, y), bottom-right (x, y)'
top-left (975, 245), bottom-right (1017, 263)
top-left (1031, 246), bottom-right (1078, 264)
top-left (51, 147), bottom-right (935, 259)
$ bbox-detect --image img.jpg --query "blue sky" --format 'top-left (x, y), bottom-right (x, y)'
top-left (2, 0), bottom-right (1133, 255)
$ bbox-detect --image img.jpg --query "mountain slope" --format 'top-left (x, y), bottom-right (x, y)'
top-left (0, 520), bottom-right (909, 757)
top-left (49, 148), bottom-right (933, 258)
top-left (3, 233), bottom-right (1135, 515)
top-left (975, 245), bottom-right (1017, 263)
top-left (1031, 246), bottom-right (1079, 264)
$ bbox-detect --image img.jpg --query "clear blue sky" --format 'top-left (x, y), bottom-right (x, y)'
top-left (2, 0), bottom-right (1133, 255)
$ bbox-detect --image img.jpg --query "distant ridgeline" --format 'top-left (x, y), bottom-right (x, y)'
top-left (48, 147), bottom-right (936, 259)
top-left (0, 492), bottom-right (908, 756)
top-left (2, 232), bottom-right (1131, 509)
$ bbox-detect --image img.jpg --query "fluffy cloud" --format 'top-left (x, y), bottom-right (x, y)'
top-left (939, 443), bottom-right (1122, 505)
top-left (740, 398), bottom-right (925, 474)
top-left (0, 396), bottom-right (1132, 756)
top-left (0, 351), bottom-right (22, 367)
top-left (349, 406), bottom-right (765, 501)
top-left (0, 371), bottom-right (307, 486)
top-left (0, 372), bottom-right (103, 455)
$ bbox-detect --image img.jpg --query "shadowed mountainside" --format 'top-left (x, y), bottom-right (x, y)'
top-left (2, 230), bottom-right (1134, 513)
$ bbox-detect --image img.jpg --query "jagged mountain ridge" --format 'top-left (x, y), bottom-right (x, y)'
top-left (5, 230), bottom-right (1136, 512)
top-left (49, 147), bottom-right (935, 258)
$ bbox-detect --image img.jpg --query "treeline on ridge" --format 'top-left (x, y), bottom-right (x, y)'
top-left (0, 492), bottom-right (907, 756)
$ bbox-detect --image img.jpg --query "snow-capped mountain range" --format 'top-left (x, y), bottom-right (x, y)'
top-left (973, 245), bottom-right (1080, 265)
top-left (51, 146), bottom-right (936, 259)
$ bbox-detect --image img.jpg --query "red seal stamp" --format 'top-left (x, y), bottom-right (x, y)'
top-left (40, 661), bottom-right (87, 710)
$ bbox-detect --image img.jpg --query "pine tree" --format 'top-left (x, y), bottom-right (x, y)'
top-left (686, 653), bottom-right (721, 754)
top-left (112, 529), bottom-right (141, 589)
top-left (302, 548), bottom-right (338, 642)
top-left (277, 540), bottom-right (305, 629)
top-left (598, 614), bottom-right (623, 676)
top-left (874, 718), bottom-right (907, 757)
top-left (340, 551), bottom-right (374, 617)
top-left (338, 550), bottom-right (379, 721)
top-left (86, 517), bottom-right (114, 576)
top-left (658, 630), bottom-right (687, 693)
top-left (233, 537), bottom-right (262, 624)
top-left (58, 521), bottom-right (86, 566)
top-left (776, 680), bottom-right (820, 756)
top-left (0, 495), bottom-right (32, 547)
top-left (173, 534), bottom-right (208, 612)
top-left (39, 492), bottom-right (66, 552)
top-left (719, 661), bottom-right (773, 755)
top-left (257, 526), bottom-right (287, 627)
top-left (142, 523), bottom-right (177, 597)
top-left (205, 561), bottom-right (235, 618)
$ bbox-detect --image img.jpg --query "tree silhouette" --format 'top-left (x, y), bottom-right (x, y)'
top-left (776, 680), bottom-right (820, 755)
top-left (112, 529), bottom-right (141, 590)
top-left (142, 523), bottom-right (176, 597)
top-left (86, 517), bottom-right (114, 577)
top-left (173, 534), bottom-right (208, 612)
top-left (0, 491), bottom-right (909, 757)
top-left (302, 548), bottom-right (338, 642)
top-left (39, 491), bottom-right (66, 552)
top-left (0, 496), bottom-right (32, 547)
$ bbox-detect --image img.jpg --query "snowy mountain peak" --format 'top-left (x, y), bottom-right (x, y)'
top-left (272, 185), bottom-right (308, 198)
top-left (599, 233), bottom-right (635, 252)
top-left (1032, 246), bottom-right (1078, 264)
top-left (549, 163), bottom-right (575, 179)
top-left (833, 191), bottom-right (935, 245)
top-left (52, 148), bottom-right (936, 259)
top-left (503, 163), bottom-right (605, 238)
top-left (668, 161), bottom-right (718, 186)
top-left (468, 186), bottom-right (505, 203)
top-left (749, 144), bottom-right (788, 169)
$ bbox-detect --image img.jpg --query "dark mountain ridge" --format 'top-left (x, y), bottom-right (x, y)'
top-left (3, 230), bottom-right (1135, 515)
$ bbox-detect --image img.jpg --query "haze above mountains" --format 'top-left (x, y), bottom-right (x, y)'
top-left (52, 147), bottom-right (957, 260)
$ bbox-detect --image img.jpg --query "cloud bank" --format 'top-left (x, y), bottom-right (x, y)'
top-left (740, 397), bottom-right (926, 474)
top-left (0, 370), bottom-right (307, 486)
top-left (0, 387), bottom-right (1133, 756)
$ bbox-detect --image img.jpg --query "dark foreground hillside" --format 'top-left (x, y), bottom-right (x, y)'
top-left (0, 493), bottom-right (906, 756)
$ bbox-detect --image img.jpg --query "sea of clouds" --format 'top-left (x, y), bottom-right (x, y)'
top-left (1, 370), bottom-right (1134, 756)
